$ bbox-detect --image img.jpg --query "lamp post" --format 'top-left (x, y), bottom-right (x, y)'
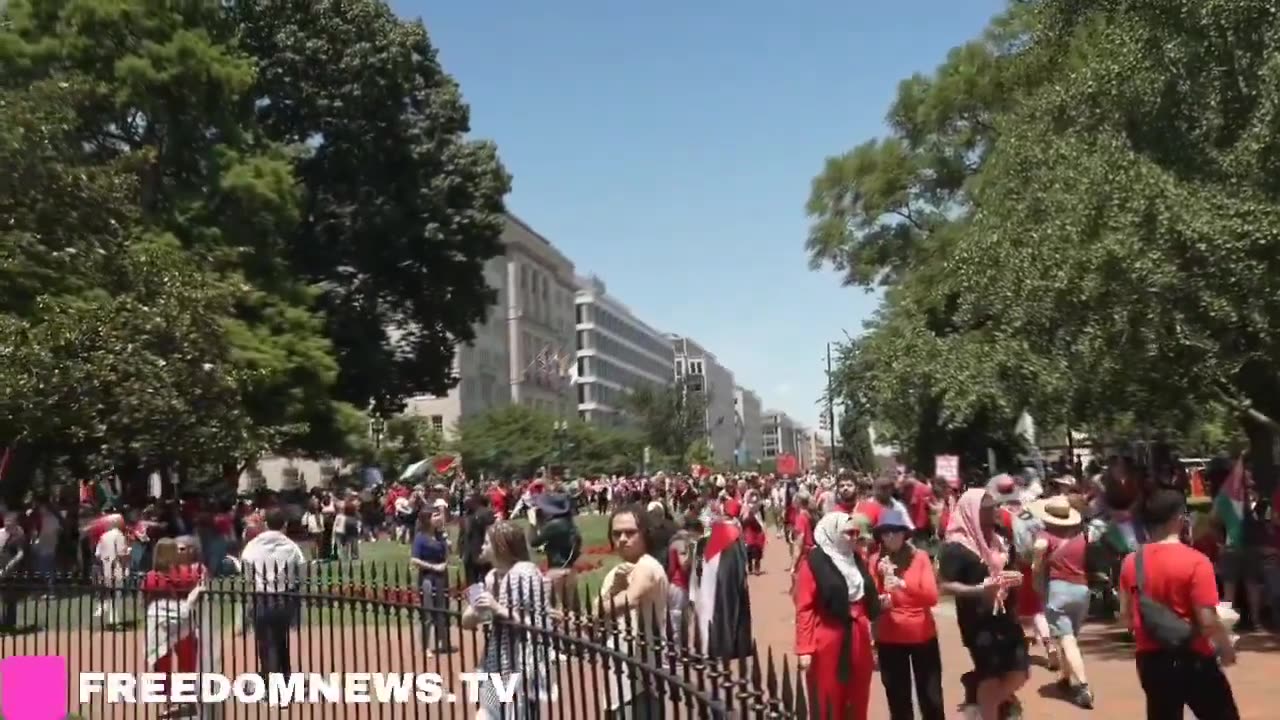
top-left (826, 342), bottom-right (837, 471)
top-left (553, 420), bottom-right (569, 467)
top-left (371, 414), bottom-right (386, 450)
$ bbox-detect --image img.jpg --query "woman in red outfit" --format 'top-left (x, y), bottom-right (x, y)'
top-left (871, 509), bottom-right (944, 720)
top-left (741, 497), bottom-right (767, 575)
top-left (795, 512), bottom-right (881, 720)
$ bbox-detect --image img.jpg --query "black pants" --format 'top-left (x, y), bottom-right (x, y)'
top-left (1136, 649), bottom-right (1239, 720)
top-left (878, 638), bottom-right (945, 720)
top-left (252, 600), bottom-right (298, 676)
top-left (0, 592), bottom-right (19, 629)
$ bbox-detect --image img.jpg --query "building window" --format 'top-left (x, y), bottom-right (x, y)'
top-left (430, 415), bottom-right (444, 433)
top-left (578, 384), bottom-right (586, 404)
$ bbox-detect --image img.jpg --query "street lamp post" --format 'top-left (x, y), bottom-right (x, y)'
top-left (371, 414), bottom-right (386, 450)
top-left (553, 420), bottom-right (568, 467)
top-left (826, 343), bottom-right (837, 471)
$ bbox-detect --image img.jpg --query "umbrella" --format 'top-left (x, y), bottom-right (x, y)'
top-left (400, 459), bottom-right (431, 481)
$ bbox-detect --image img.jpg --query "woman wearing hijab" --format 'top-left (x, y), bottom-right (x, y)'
top-left (938, 488), bottom-right (1029, 720)
top-left (794, 512), bottom-right (881, 720)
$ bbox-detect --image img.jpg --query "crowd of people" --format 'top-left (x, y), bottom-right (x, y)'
top-left (0, 452), bottom-right (1267, 720)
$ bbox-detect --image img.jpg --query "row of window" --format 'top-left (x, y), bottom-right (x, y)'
top-left (576, 303), bottom-right (671, 360)
top-left (590, 331), bottom-right (671, 380)
top-left (519, 263), bottom-right (574, 334)
top-left (576, 382), bottom-right (628, 408)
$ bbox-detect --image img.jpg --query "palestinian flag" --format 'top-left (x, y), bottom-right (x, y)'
top-left (1212, 457), bottom-right (1246, 546)
top-left (691, 520), bottom-right (753, 660)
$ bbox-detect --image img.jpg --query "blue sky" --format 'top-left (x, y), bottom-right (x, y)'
top-left (394, 0), bottom-right (1008, 430)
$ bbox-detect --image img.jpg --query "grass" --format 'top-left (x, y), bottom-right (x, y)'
top-left (3, 514), bottom-right (619, 630)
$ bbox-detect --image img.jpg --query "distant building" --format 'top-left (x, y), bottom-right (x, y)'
top-left (404, 212), bottom-right (574, 436)
top-left (795, 427), bottom-right (813, 470)
top-left (762, 409), bottom-right (800, 459)
top-left (573, 275), bottom-right (674, 427)
top-left (670, 335), bottom-right (737, 466)
top-left (404, 252), bottom-right (512, 436)
top-left (504, 214), bottom-right (577, 417)
top-left (734, 386), bottom-right (763, 467)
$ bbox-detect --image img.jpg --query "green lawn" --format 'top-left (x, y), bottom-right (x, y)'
top-left (5, 514), bottom-right (618, 630)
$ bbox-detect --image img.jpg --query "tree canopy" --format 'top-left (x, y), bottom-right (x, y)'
top-left (810, 0), bottom-right (1280, 483)
top-left (0, 0), bottom-right (508, 496)
top-left (452, 406), bottom-right (643, 479)
top-left (621, 379), bottom-right (709, 468)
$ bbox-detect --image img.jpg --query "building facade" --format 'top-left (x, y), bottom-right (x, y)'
top-left (795, 427), bottom-right (813, 470)
top-left (403, 252), bottom-right (512, 436)
top-left (733, 386), bottom-right (763, 467)
top-left (504, 214), bottom-right (577, 418)
top-left (671, 335), bottom-right (738, 467)
top-left (762, 409), bottom-right (799, 459)
top-left (574, 275), bottom-right (674, 426)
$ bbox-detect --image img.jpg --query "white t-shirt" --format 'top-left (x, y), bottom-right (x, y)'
top-left (95, 527), bottom-right (129, 577)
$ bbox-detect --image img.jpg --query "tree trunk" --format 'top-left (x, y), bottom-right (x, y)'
top-left (1244, 418), bottom-right (1276, 500)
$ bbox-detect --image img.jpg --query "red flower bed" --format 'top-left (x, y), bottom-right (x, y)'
top-left (582, 543), bottom-right (613, 556)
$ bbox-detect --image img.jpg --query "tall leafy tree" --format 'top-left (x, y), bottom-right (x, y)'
top-left (232, 0), bottom-right (512, 411)
top-left (940, 0), bottom-right (1280, 490)
top-left (806, 4), bottom-right (1045, 468)
top-left (621, 379), bottom-right (708, 463)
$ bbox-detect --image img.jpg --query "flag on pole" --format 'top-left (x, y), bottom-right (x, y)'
top-left (1212, 456), bottom-right (1246, 546)
top-left (691, 520), bottom-right (754, 660)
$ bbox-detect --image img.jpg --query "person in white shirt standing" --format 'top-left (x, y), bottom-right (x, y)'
top-left (237, 509), bottom-right (306, 681)
top-left (93, 514), bottom-right (129, 625)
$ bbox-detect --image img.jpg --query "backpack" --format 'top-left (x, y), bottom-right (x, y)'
top-left (1009, 508), bottom-right (1045, 562)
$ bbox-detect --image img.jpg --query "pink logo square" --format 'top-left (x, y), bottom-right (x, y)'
top-left (0, 656), bottom-right (69, 720)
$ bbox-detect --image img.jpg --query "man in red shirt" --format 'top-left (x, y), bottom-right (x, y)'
top-left (1118, 488), bottom-right (1239, 719)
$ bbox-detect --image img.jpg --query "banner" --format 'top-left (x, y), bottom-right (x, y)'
top-left (935, 455), bottom-right (960, 484)
top-left (776, 453), bottom-right (799, 476)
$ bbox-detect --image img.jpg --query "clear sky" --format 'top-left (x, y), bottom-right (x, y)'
top-left (392, 0), bottom-right (1008, 431)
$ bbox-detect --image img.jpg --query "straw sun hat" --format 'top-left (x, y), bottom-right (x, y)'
top-left (1028, 495), bottom-right (1082, 527)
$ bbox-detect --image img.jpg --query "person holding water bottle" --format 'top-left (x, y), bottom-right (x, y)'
top-left (461, 521), bottom-right (556, 720)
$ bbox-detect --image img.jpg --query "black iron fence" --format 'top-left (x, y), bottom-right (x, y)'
top-left (0, 565), bottom-right (819, 719)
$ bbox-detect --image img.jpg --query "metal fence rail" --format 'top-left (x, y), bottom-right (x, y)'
top-left (0, 567), bottom-right (818, 719)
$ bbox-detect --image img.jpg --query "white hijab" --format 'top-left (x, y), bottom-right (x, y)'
top-left (814, 512), bottom-right (865, 602)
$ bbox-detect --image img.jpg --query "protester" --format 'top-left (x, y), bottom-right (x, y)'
top-left (1118, 488), bottom-right (1240, 719)
top-left (0, 512), bottom-right (28, 631)
top-left (530, 492), bottom-right (581, 610)
top-left (459, 493), bottom-right (496, 586)
top-left (141, 538), bottom-right (206, 719)
top-left (1028, 495), bottom-right (1093, 708)
top-left (93, 513), bottom-right (130, 625)
top-left (462, 521), bottom-right (557, 720)
top-left (236, 508), bottom-right (306, 686)
top-left (599, 506), bottom-right (669, 718)
top-left (938, 488), bottom-right (1028, 720)
top-left (795, 512), bottom-right (880, 720)
top-left (871, 509), bottom-right (943, 720)
top-left (410, 508), bottom-right (453, 657)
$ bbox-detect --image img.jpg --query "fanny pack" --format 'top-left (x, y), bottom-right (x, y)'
top-left (1134, 547), bottom-right (1195, 649)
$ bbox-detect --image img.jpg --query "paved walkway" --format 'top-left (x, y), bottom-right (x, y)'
top-left (746, 537), bottom-right (1276, 719)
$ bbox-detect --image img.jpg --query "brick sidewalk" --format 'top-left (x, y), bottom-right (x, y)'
top-left (747, 537), bottom-right (1276, 718)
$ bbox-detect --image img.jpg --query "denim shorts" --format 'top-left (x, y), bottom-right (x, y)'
top-left (1045, 580), bottom-right (1090, 637)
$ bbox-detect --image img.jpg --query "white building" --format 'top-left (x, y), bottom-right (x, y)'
top-left (404, 252), bottom-right (512, 436)
top-left (573, 275), bottom-right (674, 426)
top-left (504, 215), bottom-right (577, 418)
top-left (762, 409), bottom-right (799, 459)
top-left (734, 386), bottom-right (764, 467)
top-left (671, 335), bottom-right (737, 466)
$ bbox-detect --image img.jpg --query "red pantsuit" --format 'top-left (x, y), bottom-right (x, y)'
top-left (794, 559), bottom-right (874, 720)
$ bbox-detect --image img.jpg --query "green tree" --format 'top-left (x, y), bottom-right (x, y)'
top-left (836, 403), bottom-right (876, 472)
top-left (683, 438), bottom-right (715, 470)
top-left (805, 5), bottom-right (1047, 468)
top-left (938, 0), bottom-right (1280, 490)
top-left (621, 379), bottom-right (708, 461)
top-left (453, 406), bottom-right (644, 478)
top-left (231, 0), bottom-right (512, 410)
top-left (346, 415), bottom-right (445, 474)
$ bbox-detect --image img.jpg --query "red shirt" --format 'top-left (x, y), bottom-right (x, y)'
top-left (1118, 542), bottom-right (1219, 657)
top-left (871, 549), bottom-right (939, 645)
top-left (1044, 533), bottom-right (1088, 585)
top-left (907, 482), bottom-right (932, 531)
top-left (793, 512), bottom-right (816, 559)
top-left (852, 499), bottom-right (885, 524)
top-left (488, 489), bottom-right (508, 519)
top-left (141, 564), bottom-right (204, 600)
